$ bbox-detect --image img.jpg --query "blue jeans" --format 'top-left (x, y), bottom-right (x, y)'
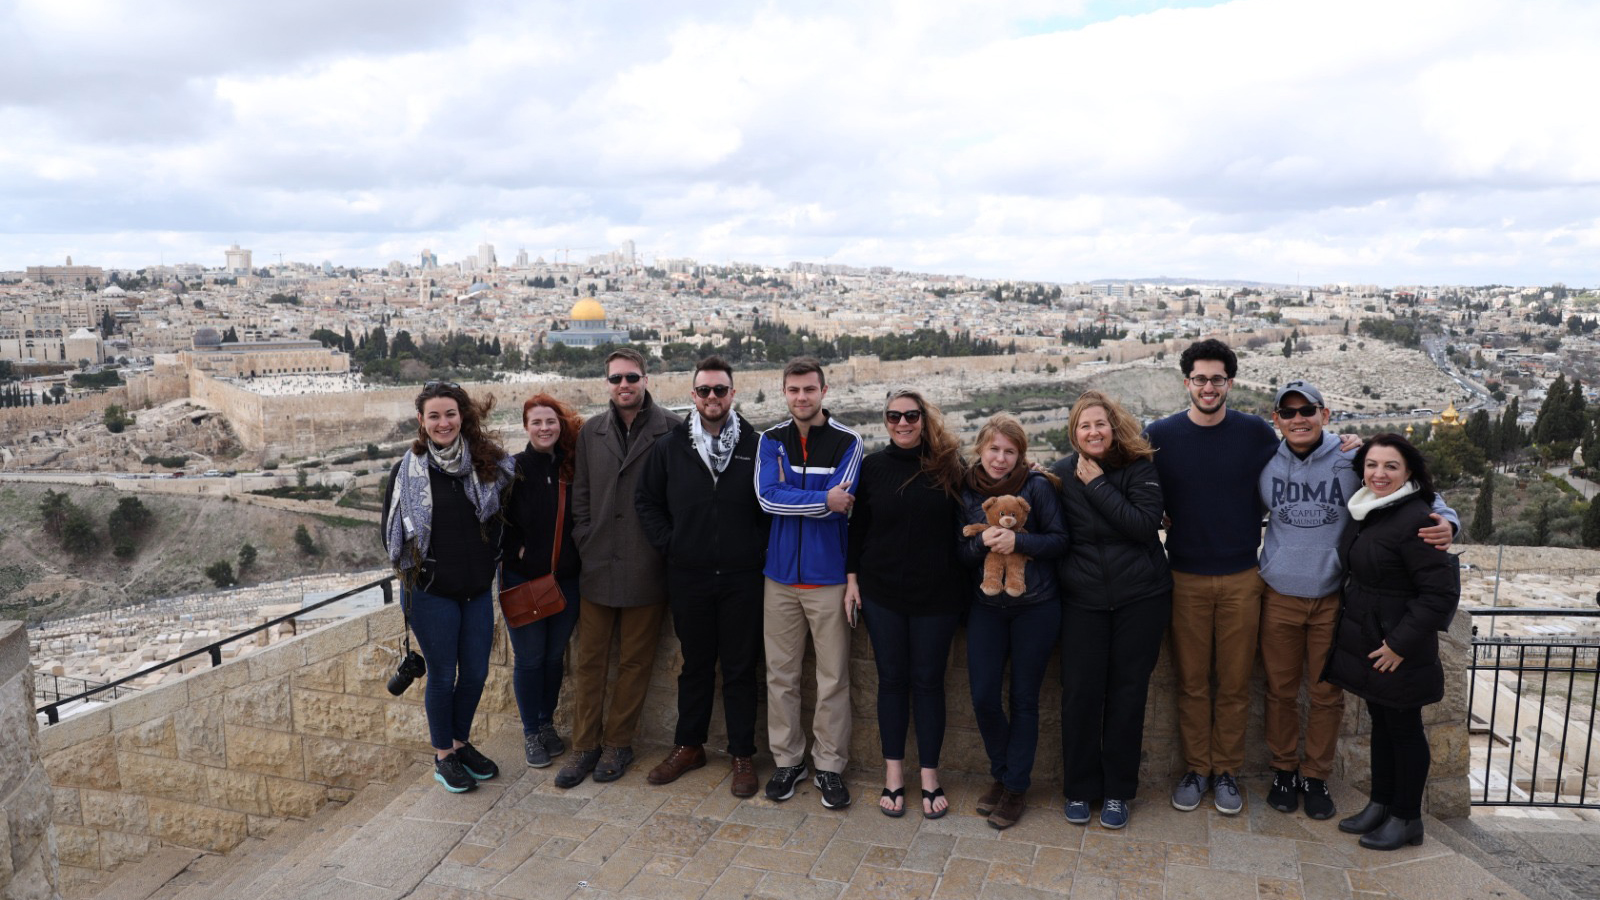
top-left (403, 584), bottom-right (495, 752)
top-left (966, 599), bottom-right (1061, 793)
top-left (861, 596), bottom-right (960, 767)
top-left (503, 570), bottom-right (581, 737)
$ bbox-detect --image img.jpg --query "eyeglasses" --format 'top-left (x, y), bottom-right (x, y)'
top-left (1276, 405), bottom-right (1321, 419)
top-left (692, 384), bottom-right (731, 398)
top-left (606, 372), bottom-right (643, 385)
top-left (1187, 375), bottom-right (1231, 387)
top-left (884, 410), bottom-right (923, 424)
top-left (423, 381), bottom-right (460, 390)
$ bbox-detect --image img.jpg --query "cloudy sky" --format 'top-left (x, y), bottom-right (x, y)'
top-left (3, 0), bottom-right (1596, 286)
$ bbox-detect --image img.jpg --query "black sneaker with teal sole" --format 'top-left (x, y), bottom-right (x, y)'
top-left (434, 754), bottom-right (477, 793)
top-left (455, 743), bottom-right (499, 781)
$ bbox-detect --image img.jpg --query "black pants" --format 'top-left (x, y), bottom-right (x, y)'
top-left (667, 567), bottom-right (764, 757)
top-left (1060, 593), bottom-right (1171, 801)
top-left (1367, 700), bottom-right (1429, 819)
top-left (860, 595), bottom-right (960, 767)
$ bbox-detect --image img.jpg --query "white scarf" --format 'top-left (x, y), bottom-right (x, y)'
top-left (691, 411), bottom-right (740, 481)
top-left (1347, 480), bottom-right (1420, 521)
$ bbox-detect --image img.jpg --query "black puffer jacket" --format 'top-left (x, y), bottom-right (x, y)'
top-left (958, 472), bottom-right (1069, 608)
top-left (1050, 454), bottom-right (1171, 610)
top-left (1322, 493), bottom-right (1461, 709)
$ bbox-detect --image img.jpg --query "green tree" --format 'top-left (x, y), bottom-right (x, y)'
top-left (1420, 426), bottom-right (1486, 487)
top-left (61, 504), bottom-right (100, 554)
top-left (1583, 499), bottom-right (1600, 548)
top-left (103, 403), bottom-right (133, 433)
top-left (293, 524), bottom-right (319, 556)
top-left (107, 497), bottom-right (153, 540)
top-left (238, 542), bottom-right (258, 573)
top-left (204, 560), bottom-right (236, 587)
top-left (39, 490), bottom-right (69, 537)
top-left (1469, 475), bottom-right (1494, 542)
top-left (1282, 337), bottom-right (1293, 358)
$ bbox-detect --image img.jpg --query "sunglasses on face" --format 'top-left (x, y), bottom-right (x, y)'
top-left (1187, 375), bottom-right (1230, 387)
top-left (1276, 405), bottom-right (1321, 419)
top-left (606, 372), bottom-right (643, 385)
top-left (423, 380), bottom-right (460, 390)
top-left (693, 384), bottom-right (731, 398)
top-left (884, 410), bottom-right (923, 424)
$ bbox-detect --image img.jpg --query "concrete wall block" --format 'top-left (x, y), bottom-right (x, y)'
top-left (474, 670), bottom-right (516, 718)
top-left (264, 777), bottom-right (325, 819)
top-left (107, 679), bottom-right (191, 733)
top-left (116, 752), bottom-right (209, 805)
top-left (52, 823), bottom-right (99, 869)
top-left (174, 696), bottom-right (226, 768)
top-left (300, 615), bottom-right (369, 665)
top-left (51, 787), bottom-right (81, 827)
top-left (367, 604), bottom-right (405, 641)
top-left (223, 676), bottom-right (292, 730)
top-left (346, 642), bottom-right (405, 700)
top-left (80, 789), bottom-right (148, 833)
top-left (302, 737), bottom-right (411, 789)
top-left (37, 704), bottom-right (109, 757)
top-left (113, 714), bottom-right (177, 758)
top-left (245, 640), bottom-right (307, 684)
top-left (204, 768), bottom-right (270, 816)
top-left (382, 703), bottom-right (434, 754)
top-left (4, 768), bottom-right (54, 873)
top-left (43, 734), bottom-right (119, 791)
top-left (146, 798), bottom-right (248, 855)
top-left (0, 674), bottom-right (38, 800)
top-left (291, 689), bottom-right (388, 742)
top-left (179, 658), bottom-right (252, 703)
top-left (99, 831), bottom-right (151, 870)
top-left (293, 656), bottom-right (344, 694)
top-left (223, 725), bottom-right (305, 780)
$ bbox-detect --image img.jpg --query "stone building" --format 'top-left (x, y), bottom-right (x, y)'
top-left (546, 298), bottom-right (630, 347)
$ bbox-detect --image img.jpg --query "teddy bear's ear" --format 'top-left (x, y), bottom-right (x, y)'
top-left (1016, 497), bottom-right (1031, 518)
top-left (981, 497), bottom-right (998, 512)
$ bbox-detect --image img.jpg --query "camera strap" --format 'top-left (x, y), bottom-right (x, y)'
top-left (400, 590), bottom-right (416, 657)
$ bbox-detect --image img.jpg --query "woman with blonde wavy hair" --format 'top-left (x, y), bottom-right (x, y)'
top-left (1049, 390), bottom-right (1170, 830)
top-left (845, 389), bottom-right (968, 818)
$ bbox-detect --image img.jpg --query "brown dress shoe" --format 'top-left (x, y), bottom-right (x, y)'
top-left (987, 789), bottom-right (1026, 829)
top-left (976, 780), bottom-right (1005, 817)
top-left (646, 745), bottom-right (706, 785)
top-left (730, 756), bottom-right (758, 798)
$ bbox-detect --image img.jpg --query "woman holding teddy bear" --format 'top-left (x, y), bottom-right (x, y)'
top-left (959, 413), bottom-right (1069, 830)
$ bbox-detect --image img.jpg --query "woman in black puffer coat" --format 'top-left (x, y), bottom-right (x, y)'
top-left (1049, 391), bottom-right (1171, 831)
top-left (1323, 433), bottom-right (1460, 851)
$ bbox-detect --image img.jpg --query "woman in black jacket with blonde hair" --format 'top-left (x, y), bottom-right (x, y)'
top-left (1049, 390), bottom-right (1170, 830)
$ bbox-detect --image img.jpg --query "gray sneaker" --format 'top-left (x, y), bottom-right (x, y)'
top-left (1171, 771), bottom-right (1210, 811)
top-left (1213, 772), bottom-right (1243, 815)
top-left (538, 722), bottom-right (565, 757)
top-left (525, 732), bottom-right (551, 768)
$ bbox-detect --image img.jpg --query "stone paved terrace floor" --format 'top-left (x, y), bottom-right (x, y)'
top-left (80, 729), bottom-right (1556, 900)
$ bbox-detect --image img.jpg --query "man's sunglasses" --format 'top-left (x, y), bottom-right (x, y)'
top-left (1276, 405), bottom-right (1321, 419)
top-left (885, 410), bottom-right (923, 424)
top-left (606, 372), bottom-right (643, 384)
top-left (693, 385), bottom-right (731, 398)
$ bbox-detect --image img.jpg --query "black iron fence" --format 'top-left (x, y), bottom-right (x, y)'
top-left (35, 576), bottom-right (395, 725)
top-left (32, 672), bottom-right (140, 707)
top-left (1468, 608), bottom-right (1600, 809)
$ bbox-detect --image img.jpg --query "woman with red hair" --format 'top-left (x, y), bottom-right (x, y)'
top-left (502, 393), bottom-right (585, 768)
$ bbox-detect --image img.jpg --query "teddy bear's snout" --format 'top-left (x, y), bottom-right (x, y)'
top-left (998, 514), bottom-right (1018, 529)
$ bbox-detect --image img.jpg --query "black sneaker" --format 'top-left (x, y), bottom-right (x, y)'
top-left (455, 743), bottom-right (499, 781)
top-left (814, 770), bottom-right (851, 809)
top-left (538, 722), bottom-right (566, 757)
top-left (765, 764), bottom-right (808, 802)
top-left (525, 732), bottom-right (551, 768)
top-left (1302, 777), bottom-right (1337, 820)
top-left (1267, 768), bottom-right (1299, 813)
top-left (434, 754), bottom-right (477, 793)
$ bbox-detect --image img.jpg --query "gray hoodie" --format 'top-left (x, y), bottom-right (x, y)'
top-left (1257, 433), bottom-right (1458, 599)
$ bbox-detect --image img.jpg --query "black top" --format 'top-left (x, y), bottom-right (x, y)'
top-left (1050, 454), bottom-right (1172, 610)
top-left (501, 444), bottom-right (580, 583)
top-left (846, 444), bottom-right (965, 616)
top-left (383, 459), bottom-right (502, 601)
top-left (634, 415), bottom-right (769, 575)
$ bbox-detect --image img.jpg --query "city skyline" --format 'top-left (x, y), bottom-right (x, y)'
top-left (3, 0), bottom-right (1598, 285)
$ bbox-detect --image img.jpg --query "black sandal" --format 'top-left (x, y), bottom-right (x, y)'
top-left (879, 786), bottom-right (906, 818)
top-left (922, 787), bottom-right (948, 820)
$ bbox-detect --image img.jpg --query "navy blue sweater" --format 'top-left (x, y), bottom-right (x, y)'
top-left (1144, 409), bottom-right (1277, 576)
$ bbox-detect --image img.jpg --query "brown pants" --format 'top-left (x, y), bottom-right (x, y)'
top-left (1260, 587), bottom-right (1344, 780)
top-left (569, 600), bottom-right (667, 751)
top-left (1170, 568), bottom-right (1263, 776)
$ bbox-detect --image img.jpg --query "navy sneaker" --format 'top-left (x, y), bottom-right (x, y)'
top-left (1100, 799), bottom-right (1129, 830)
top-left (455, 742), bottom-right (499, 781)
top-left (1063, 799), bottom-right (1091, 825)
top-left (434, 754), bottom-right (476, 793)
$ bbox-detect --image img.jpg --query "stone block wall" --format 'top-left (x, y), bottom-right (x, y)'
top-left (2, 622), bottom-right (61, 900)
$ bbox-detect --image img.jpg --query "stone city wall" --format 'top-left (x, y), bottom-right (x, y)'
top-left (0, 388), bottom-right (126, 437)
top-left (2, 621), bottom-right (62, 900)
top-left (32, 591), bottom-right (1468, 885)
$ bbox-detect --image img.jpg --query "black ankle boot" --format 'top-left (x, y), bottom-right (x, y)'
top-left (1359, 816), bottom-right (1423, 850)
top-left (1337, 800), bottom-right (1390, 834)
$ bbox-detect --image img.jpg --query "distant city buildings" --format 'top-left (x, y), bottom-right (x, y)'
top-left (224, 245), bottom-right (252, 275)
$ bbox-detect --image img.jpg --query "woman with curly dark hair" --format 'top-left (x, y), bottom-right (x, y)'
top-left (382, 381), bottom-right (513, 794)
top-left (501, 393), bottom-right (585, 768)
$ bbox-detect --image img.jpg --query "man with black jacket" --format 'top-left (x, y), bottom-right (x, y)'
top-left (635, 357), bottom-right (769, 797)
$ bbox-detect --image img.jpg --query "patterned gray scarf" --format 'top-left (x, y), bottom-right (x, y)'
top-left (384, 438), bottom-right (513, 572)
top-left (691, 411), bottom-right (740, 480)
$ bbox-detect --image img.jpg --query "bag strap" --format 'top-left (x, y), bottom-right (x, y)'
top-left (549, 480), bottom-right (567, 574)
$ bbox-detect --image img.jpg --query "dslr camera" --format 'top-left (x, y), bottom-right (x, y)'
top-left (387, 649), bottom-right (427, 696)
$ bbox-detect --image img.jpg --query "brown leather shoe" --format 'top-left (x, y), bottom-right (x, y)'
top-left (646, 745), bottom-right (706, 785)
top-left (976, 779), bottom-right (1005, 817)
top-left (730, 756), bottom-right (758, 798)
top-left (987, 789), bottom-right (1026, 829)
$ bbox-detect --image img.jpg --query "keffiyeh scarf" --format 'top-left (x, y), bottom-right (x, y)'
top-left (384, 437), bottom-right (514, 573)
top-left (691, 411), bottom-right (741, 480)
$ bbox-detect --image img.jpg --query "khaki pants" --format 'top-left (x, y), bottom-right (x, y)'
top-left (1260, 587), bottom-right (1344, 780)
top-left (569, 600), bottom-right (667, 751)
top-left (1170, 568), bottom-right (1263, 776)
top-left (763, 579), bottom-right (851, 773)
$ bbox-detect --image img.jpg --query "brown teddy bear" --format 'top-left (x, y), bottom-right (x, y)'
top-left (962, 494), bottom-right (1032, 597)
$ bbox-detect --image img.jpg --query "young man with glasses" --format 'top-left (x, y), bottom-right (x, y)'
top-left (558, 347), bottom-right (682, 788)
top-left (1257, 381), bottom-right (1455, 820)
top-left (634, 356), bottom-right (769, 797)
top-left (756, 356), bottom-right (863, 809)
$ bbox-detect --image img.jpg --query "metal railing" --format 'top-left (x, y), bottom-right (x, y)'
top-left (35, 576), bottom-right (395, 725)
top-left (32, 672), bottom-right (140, 706)
top-left (1468, 608), bottom-right (1600, 809)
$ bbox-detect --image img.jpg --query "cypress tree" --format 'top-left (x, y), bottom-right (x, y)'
top-left (1583, 497), bottom-right (1600, 549)
top-left (1470, 475), bottom-right (1495, 542)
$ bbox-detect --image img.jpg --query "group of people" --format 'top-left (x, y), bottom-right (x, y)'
top-left (380, 337), bottom-right (1462, 852)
